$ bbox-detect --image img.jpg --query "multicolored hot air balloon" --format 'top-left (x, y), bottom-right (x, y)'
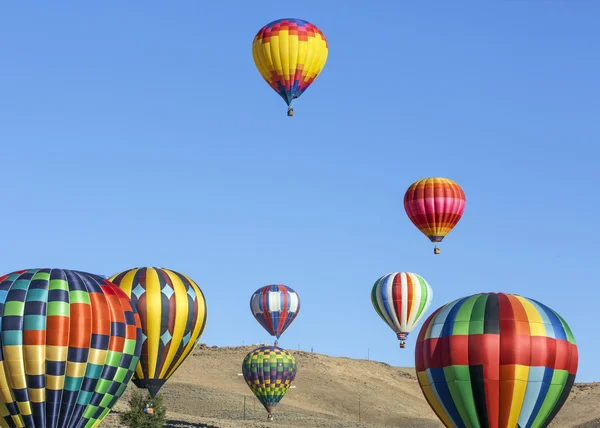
top-left (252, 18), bottom-right (328, 116)
top-left (0, 269), bottom-right (142, 428)
top-left (404, 177), bottom-right (466, 254)
top-left (371, 272), bottom-right (433, 349)
top-left (250, 284), bottom-right (300, 346)
top-left (415, 292), bottom-right (578, 428)
top-left (109, 267), bottom-right (207, 397)
top-left (242, 346), bottom-right (297, 422)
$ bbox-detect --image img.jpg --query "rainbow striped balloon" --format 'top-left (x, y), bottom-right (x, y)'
top-left (371, 272), bottom-right (433, 348)
top-left (109, 267), bottom-right (207, 397)
top-left (415, 292), bottom-right (578, 428)
top-left (250, 284), bottom-right (300, 340)
top-left (404, 177), bottom-right (466, 247)
top-left (252, 18), bottom-right (328, 115)
top-left (0, 269), bottom-right (142, 428)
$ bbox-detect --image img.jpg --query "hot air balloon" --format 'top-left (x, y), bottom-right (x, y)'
top-left (404, 177), bottom-right (466, 254)
top-left (250, 284), bottom-right (299, 346)
top-left (415, 292), bottom-right (578, 428)
top-left (252, 18), bottom-right (328, 116)
top-left (109, 267), bottom-right (207, 398)
top-left (242, 346), bottom-right (297, 422)
top-left (0, 268), bottom-right (142, 428)
top-left (371, 272), bottom-right (433, 349)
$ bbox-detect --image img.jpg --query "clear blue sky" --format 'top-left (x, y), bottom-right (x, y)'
top-left (1, 1), bottom-right (598, 381)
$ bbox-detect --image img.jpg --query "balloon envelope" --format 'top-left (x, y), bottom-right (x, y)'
top-left (242, 346), bottom-right (297, 414)
top-left (0, 269), bottom-right (142, 428)
top-left (415, 292), bottom-right (578, 428)
top-left (250, 284), bottom-right (300, 339)
top-left (371, 272), bottom-right (432, 342)
top-left (404, 177), bottom-right (466, 244)
top-left (109, 267), bottom-right (207, 397)
top-left (252, 18), bottom-right (328, 111)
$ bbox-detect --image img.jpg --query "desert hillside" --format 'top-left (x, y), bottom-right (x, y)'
top-left (102, 345), bottom-right (600, 428)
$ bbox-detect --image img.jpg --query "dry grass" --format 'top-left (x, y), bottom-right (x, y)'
top-left (100, 345), bottom-right (600, 428)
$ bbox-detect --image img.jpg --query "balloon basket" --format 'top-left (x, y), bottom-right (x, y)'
top-left (287, 108), bottom-right (294, 117)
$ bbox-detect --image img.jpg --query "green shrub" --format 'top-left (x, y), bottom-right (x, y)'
top-left (119, 389), bottom-right (167, 428)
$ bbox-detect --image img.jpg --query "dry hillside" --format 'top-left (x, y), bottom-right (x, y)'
top-left (101, 345), bottom-right (600, 428)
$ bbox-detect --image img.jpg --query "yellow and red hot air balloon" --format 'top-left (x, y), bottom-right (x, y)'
top-left (404, 177), bottom-right (466, 254)
top-left (252, 18), bottom-right (328, 116)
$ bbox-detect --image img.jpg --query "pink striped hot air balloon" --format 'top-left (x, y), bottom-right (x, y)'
top-left (404, 177), bottom-right (466, 254)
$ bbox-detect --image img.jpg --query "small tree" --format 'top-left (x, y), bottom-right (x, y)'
top-left (119, 389), bottom-right (167, 428)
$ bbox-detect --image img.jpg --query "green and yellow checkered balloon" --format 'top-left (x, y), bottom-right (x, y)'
top-left (242, 346), bottom-right (296, 418)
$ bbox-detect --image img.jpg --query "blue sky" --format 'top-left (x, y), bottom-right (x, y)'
top-left (1, 1), bottom-right (598, 381)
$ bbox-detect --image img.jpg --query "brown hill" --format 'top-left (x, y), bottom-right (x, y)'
top-left (101, 345), bottom-right (600, 428)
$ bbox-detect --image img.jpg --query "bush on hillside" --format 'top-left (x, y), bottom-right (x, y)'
top-left (119, 389), bottom-right (167, 428)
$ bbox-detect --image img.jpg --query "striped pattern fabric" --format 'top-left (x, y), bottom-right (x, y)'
top-left (252, 18), bottom-right (328, 108)
top-left (0, 269), bottom-right (142, 428)
top-left (404, 177), bottom-right (466, 243)
top-left (415, 292), bottom-right (578, 428)
top-left (250, 285), bottom-right (300, 339)
top-left (242, 346), bottom-right (297, 414)
top-left (109, 267), bottom-right (207, 397)
top-left (371, 272), bottom-right (432, 339)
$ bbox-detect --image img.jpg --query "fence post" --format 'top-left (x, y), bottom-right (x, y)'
top-left (243, 395), bottom-right (246, 420)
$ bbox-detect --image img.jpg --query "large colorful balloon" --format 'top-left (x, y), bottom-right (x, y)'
top-left (404, 177), bottom-right (466, 254)
top-left (252, 18), bottom-right (328, 116)
top-left (371, 272), bottom-right (433, 349)
top-left (0, 268), bottom-right (142, 428)
top-left (242, 346), bottom-right (297, 421)
top-left (250, 284), bottom-right (300, 345)
top-left (415, 292), bottom-right (578, 428)
top-left (109, 267), bottom-right (207, 397)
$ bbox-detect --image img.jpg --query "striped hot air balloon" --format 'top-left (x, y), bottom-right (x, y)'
top-left (415, 292), bottom-right (578, 428)
top-left (250, 285), bottom-right (300, 346)
top-left (109, 267), bottom-right (207, 397)
top-left (404, 177), bottom-right (466, 254)
top-left (242, 346), bottom-right (297, 421)
top-left (0, 269), bottom-right (142, 428)
top-left (252, 18), bottom-right (328, 116)
top-left (371, 272), bottom-right (433, 349)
